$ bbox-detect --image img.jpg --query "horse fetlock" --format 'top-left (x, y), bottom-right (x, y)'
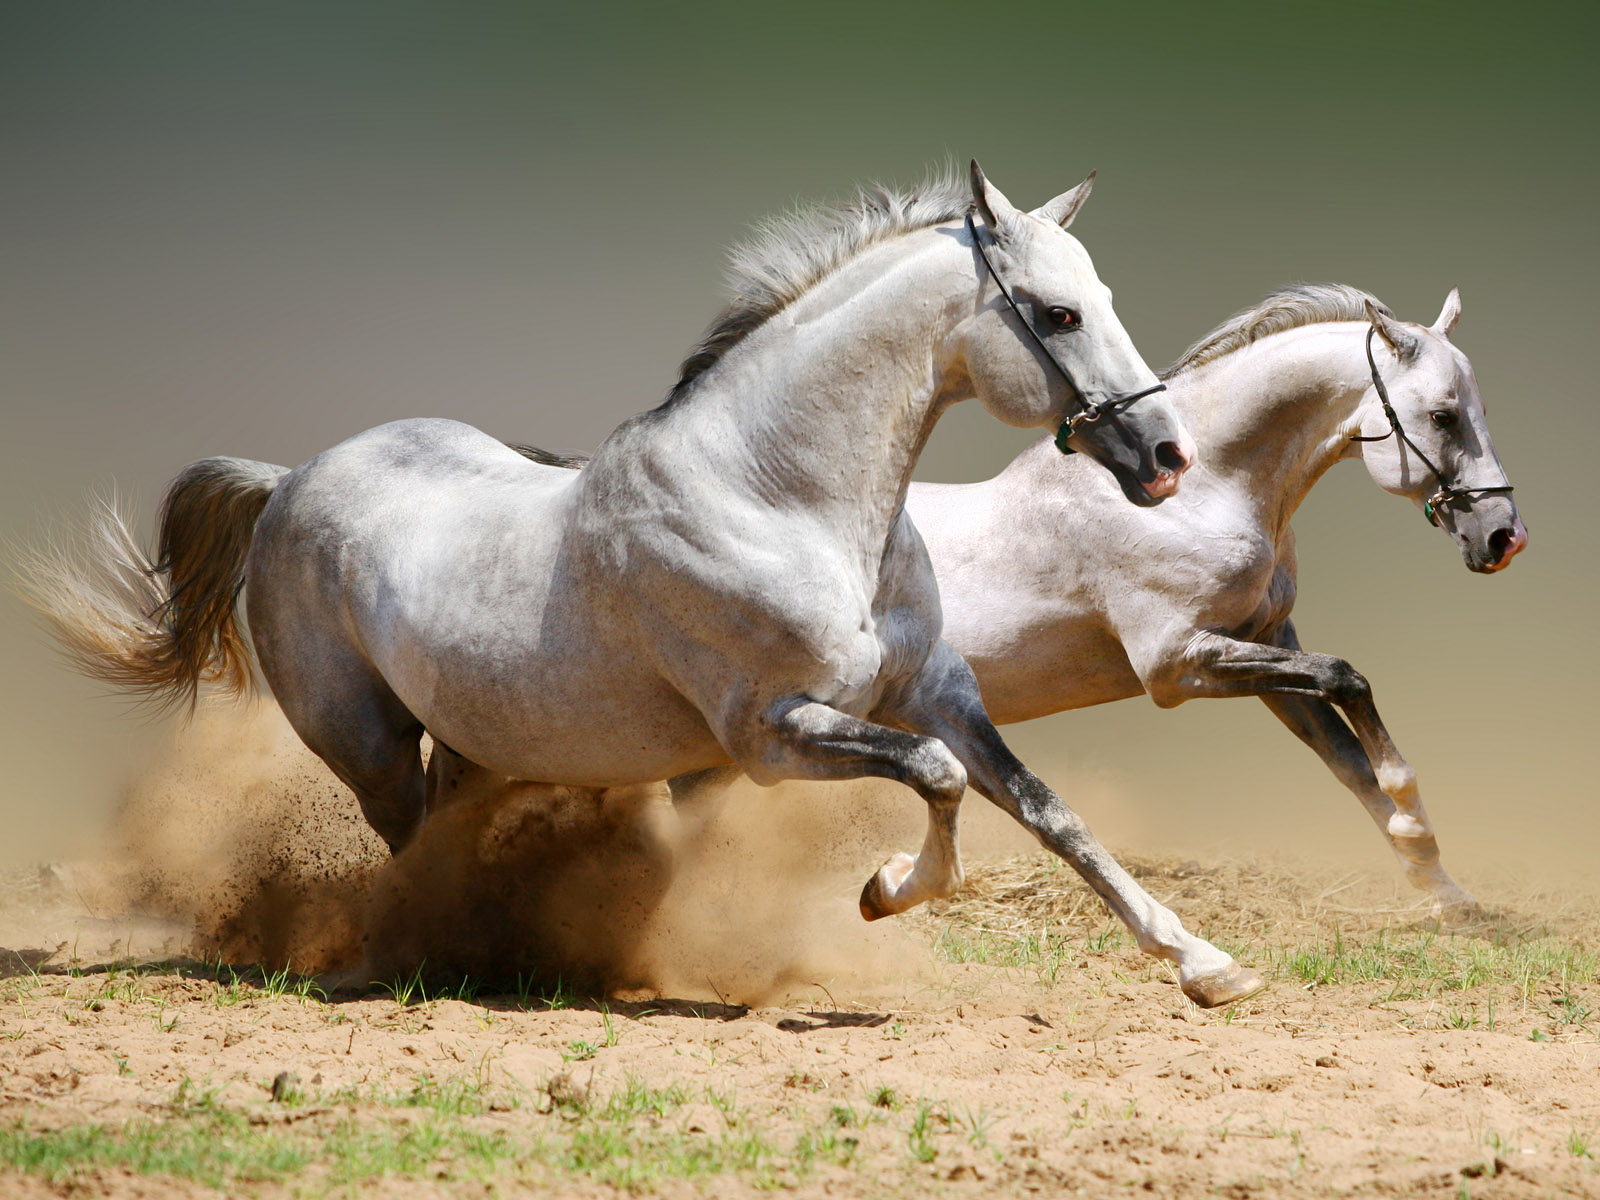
top-left (1391, 828), bottom-right (1441, 868)
top-left (1386, 810), bottom-right (1433, 843)
top-left (1376, 764), bottom-right (1419, 808)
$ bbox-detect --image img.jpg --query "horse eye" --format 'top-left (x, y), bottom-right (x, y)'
top-left (1430, 410), bottom-right (1458, 429)
top-left (1047, 306), bottom-right (1080, 328)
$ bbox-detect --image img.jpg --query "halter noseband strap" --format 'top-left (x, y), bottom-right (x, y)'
top-left (965, 212), bottom-right (1166, 456)
top-left (1350, 325), bottom-right (1514, 527)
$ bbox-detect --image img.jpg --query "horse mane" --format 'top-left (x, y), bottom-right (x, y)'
top-left (665, 170), bottom-right (974, 404)
top-left (505, 443), bottom-right (589, 470)
top-left (1162, 282), bottom-right (1392, 379)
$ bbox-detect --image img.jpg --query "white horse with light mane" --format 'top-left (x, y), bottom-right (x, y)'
top-left (25, 165), bottom-right (1274, 1008)
top-left (910, 284), bottom-right (1524, 917)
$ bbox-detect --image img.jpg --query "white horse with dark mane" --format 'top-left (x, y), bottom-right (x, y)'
top-left (24, 165), bottom-right (1273, 1007)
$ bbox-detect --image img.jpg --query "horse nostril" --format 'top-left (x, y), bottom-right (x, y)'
top-left (1155, 441), bottom-right (1187, 473)
top-left (1488, 528), bottom-right (1515, 562)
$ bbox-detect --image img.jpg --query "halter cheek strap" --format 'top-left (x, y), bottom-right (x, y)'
top-left (1350, 326), bottom-right (1514, 527)
top-left (965, 213), bottom-right (1167, 455)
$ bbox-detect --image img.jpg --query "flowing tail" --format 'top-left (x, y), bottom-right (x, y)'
top-left (14, 457), bottom-right (290, 714)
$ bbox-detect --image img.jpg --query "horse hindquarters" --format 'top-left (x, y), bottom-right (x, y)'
top-left (245, 483), bottom-right (428, 855)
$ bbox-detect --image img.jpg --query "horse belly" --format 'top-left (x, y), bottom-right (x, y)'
top-left (425, 668), bottom-right (725, 786)
top-left (383, 575), bottom-right (729, 787)
top-left (966, 624), bottom-right (1145, 725)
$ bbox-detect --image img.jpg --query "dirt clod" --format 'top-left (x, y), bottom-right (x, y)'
top-left (269, 1071), bottom-right (300, 1103)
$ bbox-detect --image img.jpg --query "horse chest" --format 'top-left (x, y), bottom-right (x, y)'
top-left (1211, 547), bottom-right (1296, 641)
top-left (1170, 521), bottom-right (1283, 632)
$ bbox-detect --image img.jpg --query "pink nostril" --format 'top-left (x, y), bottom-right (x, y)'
top-left (1155, 441), bottom-right (1188, 474)
top-left (1488, 526), bottom-right (1527, 565)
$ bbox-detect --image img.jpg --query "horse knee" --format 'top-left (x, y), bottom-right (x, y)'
top-left (1137, 660), bottom-right (1198, 709)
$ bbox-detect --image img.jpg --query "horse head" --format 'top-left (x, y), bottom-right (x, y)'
top-left (958, 162), bottom-right (1195, 506)
top-left (1356, 290), bottom-right (1527, 573)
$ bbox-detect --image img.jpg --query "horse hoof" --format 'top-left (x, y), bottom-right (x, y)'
top-left (858, 853), bottom-right (916, 921)
top-left (1434, 897), bottom-right (1489, 929)
top-left (859, 874), bottom-right (891, 922)
top-left (1181, 961), bottom-right (1267, 1009)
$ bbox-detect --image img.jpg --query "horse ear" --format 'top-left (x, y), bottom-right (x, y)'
top-left (969, 159), bottom-right (1019, 234)
top-left (1431, 286), bottom-right (1462, 338)
top-left (1366, 299), bottom-right (1421, 361)
top-left (1031, 171), bottom-right (1096, 228)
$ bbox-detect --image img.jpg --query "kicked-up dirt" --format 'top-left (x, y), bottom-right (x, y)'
top-left (0, 712), bottom-right (1596, 1197)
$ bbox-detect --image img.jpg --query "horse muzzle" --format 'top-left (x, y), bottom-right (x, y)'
top-left (1478, 521), bottom-right (1528, 573)
top-left (1139, 434), bottom-right (1195, 500)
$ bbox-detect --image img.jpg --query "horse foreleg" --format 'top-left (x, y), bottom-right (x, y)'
top-left (735, 699), bottom-right (967, 918)
top-left (889, 643), bottom-right (1266, 1008)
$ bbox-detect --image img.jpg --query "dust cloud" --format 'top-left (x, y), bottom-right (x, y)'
top-left (83, 706), bottom-right (948, 1004)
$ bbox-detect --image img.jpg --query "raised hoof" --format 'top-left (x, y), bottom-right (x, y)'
top-left (858, 852), bottom-right (916, 922)
top-left (859, 873), bottom-right (891, 922)
top-left (1181, 961), bottom-right (1268, 1009)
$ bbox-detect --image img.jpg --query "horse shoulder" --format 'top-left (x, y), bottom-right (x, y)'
top-left (584, 478), bottom-right (887, 710)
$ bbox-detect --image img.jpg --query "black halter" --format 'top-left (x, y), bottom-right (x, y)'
top-left (965, 212), bottom-right (1167, 455)
top-left (1350, 326), bottom-right (1515, 527)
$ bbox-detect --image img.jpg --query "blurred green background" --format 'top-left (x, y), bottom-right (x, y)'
top-left (2, 2), bottom-right (1594, 878)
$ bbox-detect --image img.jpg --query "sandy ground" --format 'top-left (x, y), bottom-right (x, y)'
top-left (0, 714), bottom-right (1596, 1197)
top-left (2, 853), bottom-right (1598, 1198)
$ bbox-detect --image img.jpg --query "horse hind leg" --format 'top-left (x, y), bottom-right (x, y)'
top-left (666, 764), bottom-right (744, 841)
top-left (321, 720), bottom-right (426, 855)
top-left (1259, 693), bottom-right (1479, 919)
top-left (248, 525), bottom-right (427, 854)
top-left (424, 739), bottom-right (508, 815)
top-left (275, 672), bottom-right (427, 855)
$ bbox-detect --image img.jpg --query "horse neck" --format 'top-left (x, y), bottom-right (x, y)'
top-left (1173, 323), bottom-right (1376, 533)
top-left (682, 227), bottom-right (966, 547)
